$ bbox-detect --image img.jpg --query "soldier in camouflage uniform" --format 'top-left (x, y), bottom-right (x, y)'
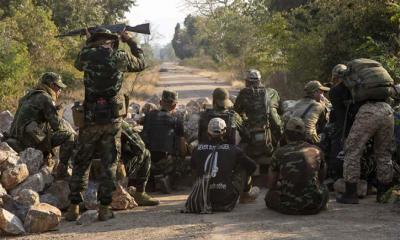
top-left (337, 101), bottom-right (394, 204)
top-left (67, 29), bottom-right (145, 221)
top-left (142, 90), bottom-right (187, 193)
top-left (120, 121), bottom-right (159, 206)
top-left (265, 117), bottom-right (329, 215)
top-left (6, 72), bottom-right (75, 177)
top-left (198, 88), bottom-right (244, 145)
top-left (291, 81), bottom-right (330, 144)
top-left (234, 69), bottom-right (283, 163)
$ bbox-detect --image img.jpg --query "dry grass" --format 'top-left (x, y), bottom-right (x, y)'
top-left (189, 68), bottom-right (244, 89)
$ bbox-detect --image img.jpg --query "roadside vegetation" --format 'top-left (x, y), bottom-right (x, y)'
top-left (173, 0), bottom-right (400, 98)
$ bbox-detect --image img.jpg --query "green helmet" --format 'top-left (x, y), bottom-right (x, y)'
top-left (41, 72), bottom-right (66, 89)
top-left (246, 69), bottom-right (261, 81)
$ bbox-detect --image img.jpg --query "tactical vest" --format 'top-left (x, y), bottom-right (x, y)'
top-left (145, 110), bottom-right (179, 154)
top-left (241, 87), bottom-right (269, 127)
top-left (198, 109), bottom-right (237, 144)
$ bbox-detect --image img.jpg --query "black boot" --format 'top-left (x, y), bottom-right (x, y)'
top-left (336, 182), bottom-right (359, 204)
top-left (376, 182), bottom-right (392, 203)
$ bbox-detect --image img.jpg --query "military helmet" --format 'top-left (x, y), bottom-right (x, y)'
top-left (162, 90), bottom-right (178, 103)
top-left (40, 72), bottom-right (66, 89)
top-left (212, 88), bottom-right (232, 108)
top-left (332, 64), bottom-right (347, 78)
top-left (87, 28), bottom-right (119, 47)
top-left (208, 117), bottom-right (227, 136)
top-left (246, 69), bottom-right (261, 81)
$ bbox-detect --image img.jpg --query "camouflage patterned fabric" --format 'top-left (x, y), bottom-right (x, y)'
top-left (344, 102), bottom-right (394, 184)
top-left (69, 37), bottom-right (145, 206)
top-left (8, 84), bottom-right (75, 163)
top-left (265, 141), bottom-right (329, 214)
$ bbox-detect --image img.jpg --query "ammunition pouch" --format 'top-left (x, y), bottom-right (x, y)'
top-left (84, 95), bottom-right (127, 124)
top-left (246, 126), bottom-right (274, 158)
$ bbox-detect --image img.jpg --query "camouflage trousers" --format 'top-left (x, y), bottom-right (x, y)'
top-left (69, 122), bottom-right (121, 205)
top-left (265, 187), bottom-right (329, 215)
top-left (123, 148), bottom-right (151, 186)
top-left (344, 102), bottom-right (394, 184)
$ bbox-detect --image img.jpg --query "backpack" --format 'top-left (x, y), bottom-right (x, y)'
top-left (343, 58), bottom-right (394, 102)
top-left (198, 109), bottom-right (237, 144)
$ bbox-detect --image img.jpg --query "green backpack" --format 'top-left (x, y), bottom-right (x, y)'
top-left (343, 58), bottom-right (394, 102)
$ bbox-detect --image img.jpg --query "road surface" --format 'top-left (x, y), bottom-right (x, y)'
top-left (17, 63), bottom-right (400, 240)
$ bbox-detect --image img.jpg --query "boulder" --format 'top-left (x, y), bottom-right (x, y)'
top-left (10, 172), bottom-right (45, 196)
top-left (16, 189), bottom-right (39, 207)
top-left (2, 195), bottom-right (31, 221)
top-left (40, 167), bottom-right (54, 188)
top-left (0, 208), bottom-right (25, 235)
top-left (40, 194), bottom-right (60, 209)
top-left (0, 111), bottom-right (14, 134)
top-left (18, 148), bottom-right (43, 175)
top-left (0, 142), bottom-right (19, 171)
top-left (334, 178), bottom-right (368, 198)
top-left (0, 142), bottom-right (17, 154)
top-left (76, 210), bottom-right (98, 225)
top-left (43, 180), bottom-right (70, 210)
top-left (24, 203), bottom-right (61, 233)
top-left (0, 184), bottom-right (7, 198)
top-left (83, 181), bottom-right (98, 210)
top-left (111, 184), bottom-right (137, 210)
top-left (1, 164), bottom-right (29, 190)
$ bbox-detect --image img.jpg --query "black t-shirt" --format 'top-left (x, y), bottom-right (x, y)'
top-left (191, 143), bottom-right (257, 210)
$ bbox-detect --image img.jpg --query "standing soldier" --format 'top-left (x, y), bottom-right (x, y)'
top-left (290, 81), bottom-right (330, 144)
top-left (66, 29), bottom-right (145, 221)
top-left (6, 72), bottom-right (75, 177)
top-left (234, 69), bottom-right (283, 163)
top-left (198, 88), bottom-right (244, 145)
top-left (142, 90), bottom-right (187, 193)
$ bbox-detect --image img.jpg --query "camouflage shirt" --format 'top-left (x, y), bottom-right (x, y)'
top-left (270, 141), bottom-right (327, 211)
top-left (75, 39), bottom-right (145, 101)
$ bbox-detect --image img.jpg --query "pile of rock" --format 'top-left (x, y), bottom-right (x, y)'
top-left (0, 143), bottom-right (63, 235)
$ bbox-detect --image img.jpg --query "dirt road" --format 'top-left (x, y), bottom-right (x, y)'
top-left (17, 63), bottom-right (399, 240)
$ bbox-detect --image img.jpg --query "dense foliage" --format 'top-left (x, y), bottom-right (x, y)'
top-left (174, 0), bottom-right (400, 98)
top-left (0, 0), bottom-right (139, 110)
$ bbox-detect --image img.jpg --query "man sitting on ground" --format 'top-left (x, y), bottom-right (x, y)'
top-left (265, 117), bottom-right (329, 215)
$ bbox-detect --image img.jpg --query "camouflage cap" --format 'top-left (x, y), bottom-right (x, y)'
top-left (285, 117), bottom-right (305, 134)
top-left (162, 90), bottom-right (178, 103)
top-left (332, 64), bottom-right (347, 77)
top-left (246, 69), bottom-right (261, 81)
top-left (213, 88), bottom-right (232, 108)
top-left (208, 117), bottom-right (227, 136)
top-left (87, 28), bottom-right (119, 47)
top-left (304, 80), bottom-right (330, 94)
top-left (41, 72), bottom-right (66, 89)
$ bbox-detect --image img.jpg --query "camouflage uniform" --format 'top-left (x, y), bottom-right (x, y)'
top-left (265, 118), bottom-right (328, 214)
top-left (344, 102), bottom-right (394, 184)
top-left (7, 72), bottom-right (75, 165)
top-left (69, 30), bottom-right (145, 206)
top-left (121, 121), bottom-right (151, 187)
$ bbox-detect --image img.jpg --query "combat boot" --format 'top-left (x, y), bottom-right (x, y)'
top-left (131, 191), bottom-right (160, 206)
top-left (376, 182), bottom-right (393, 203)
top-left (239, 187), bottom-right (260, 204)
top-left (65, 204), bottom-right (79, 221)
top-left (98, 205), bottom-right (114, 221)
top-left (155, 175), bottom-right (172, 194)
top-left (336, 182), bottom-right (359, 204)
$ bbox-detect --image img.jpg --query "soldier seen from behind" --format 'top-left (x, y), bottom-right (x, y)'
top-left (265, 117), bottom-right (329, 215)
top-left (142, 90), bottom-right (187, 193)
top-left (184, 118), bottom-right (258, 213)
top-left (66, 28), bottom-right (145, 221)
top-left (234, 69), bottom-right (283, 165)
top-left (5, 72), bottom-right (75, 177)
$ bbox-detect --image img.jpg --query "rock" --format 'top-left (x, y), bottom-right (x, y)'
top-left (111, 184), bottom-right (137, 210)
top-left (84, 181), bottom-right (98, 210)
top-left (0, 184), bottom-right (7, 198)
top-left (76, 210), bottom-right (98, 225)
top-left (40, 194), bottom-right (60, 209)
top-left (2, 195), bottom-right (30, 224)
top-left (0, 111), bottom-right (14, 134)
top-left (10, 172), bottom-right (45, 196)
top-left (62, 103), bottom-right (75, 129)
top-left (0, 142), bottom-right (19, 171)
top-left (184, 113), bottom-right (200, 143)
top-left (18, 148), bottom-right (43, 175)
top-left (0, 208), bottom-right (25, 235)
top-left (1, 164), bottom-right (29, 190)
top-left (24, 203), bottom-right (61, 233)
top-left (44, 181), bottom-right (70, 210)
top-left (147, 95), bottom-right (161, 105)
top-left (333, 178), bottom-right (368, 198)
top-left (40, 167), bottom-right (54, 188)
top-left (16, 189), bottom-right (39, 207)
top-left (0, 142), bottom-right (17, 154)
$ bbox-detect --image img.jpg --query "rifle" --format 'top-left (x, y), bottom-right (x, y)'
top-left (56, 23), bottom-right (151, 38)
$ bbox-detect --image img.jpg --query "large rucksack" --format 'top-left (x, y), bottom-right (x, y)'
top-left (198, 109), bottom-right (237, 144)
top-left (343, 58), bottom-right (394, 102)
